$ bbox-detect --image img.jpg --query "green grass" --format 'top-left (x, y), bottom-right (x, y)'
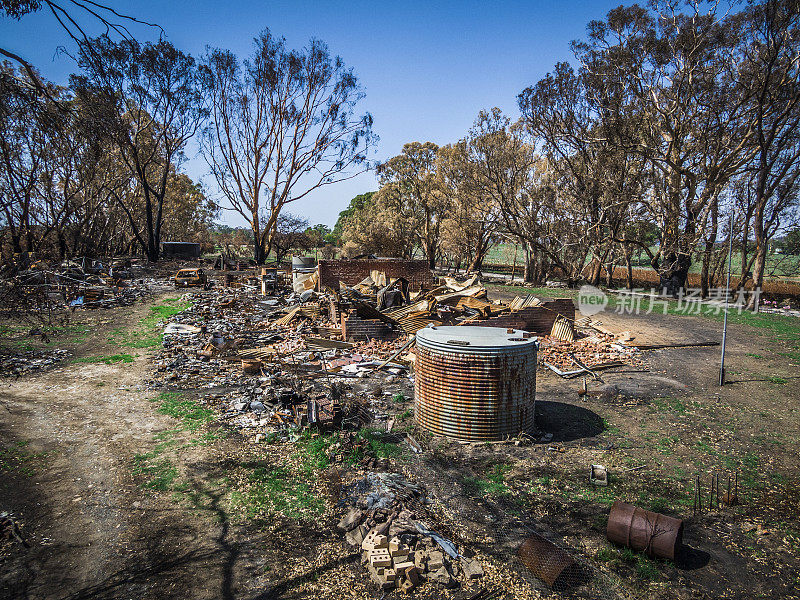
top-left (696, 439), bottom-right (718, 455)
top-left (596, 545), bottom-right (662, 581)
top-left (463, 463), bottom-right (512, 496)
top-left (651, 397), bottom-right (688, 414)
top-left (232, 465), bottom-right (324, 521)
top-left (73, 353), bottom-right (135, 364)
top-left (106, 298), bottom-right (192, 350)
top-left (131, 396), bottom-right (216, 493)
top-left (151, 392), bottom-right (214, 432)
top-left (0, 441), bottom-right (49, 477)
top-left (0, 323), bottom-right (90, 350)
top-left (484, 241), bottom-right (800, 280)
top-left (141, 302), bottom-right (192, 327)
top-left (133, 452), bottom-right (178, 491)
top-left (602, 418), bottom-right (620, 435)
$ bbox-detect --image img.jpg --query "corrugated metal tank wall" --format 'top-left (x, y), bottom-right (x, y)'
top-left (414, 326), bottom-right (538, 441)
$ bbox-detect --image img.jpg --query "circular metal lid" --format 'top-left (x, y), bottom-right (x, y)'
top-left (416, 325), bottom-right (538, 355)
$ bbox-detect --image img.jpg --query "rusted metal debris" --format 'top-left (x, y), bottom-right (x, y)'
top-left (174, 268), bottom-right (208, 288)
top-left (517, 531), bottom-right (577, 587)
top-left (606, 500), bottom-right (684, 560)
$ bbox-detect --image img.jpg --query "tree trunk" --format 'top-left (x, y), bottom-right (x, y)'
top-left (747, 202), bottom-right (767, 312)
top-left (700, 245), bottom-right (713, 298)
top-left (624, 247), bottom-right (633, 290)
top-left (589, 259), bottom-right (603, 286)
top-left (657, 252), bottom-right (692, 297)
top-left (523, 242), bottom-right (535, 283)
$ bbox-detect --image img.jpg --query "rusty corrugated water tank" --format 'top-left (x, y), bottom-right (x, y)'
top-left (414, 325), bottom-right (538, 441)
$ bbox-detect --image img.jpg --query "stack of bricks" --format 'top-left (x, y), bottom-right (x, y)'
top-left (341, 312), bottom-right (401, 342)
top-left (317, 259), bottom-right (434, 292)
top-left (363, 532), bottom-right (424, 592)
top-left (480, 298), bottom-right (575, 334)
top-left (338, 504), bottom-right (484, 592)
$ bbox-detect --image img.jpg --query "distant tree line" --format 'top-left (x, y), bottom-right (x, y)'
top-left (0, 59), bottom-right (218, 261)
top-left (338, 0), bottom-right (800, 305)
top-left (0, 1), bottom-right (373, 263)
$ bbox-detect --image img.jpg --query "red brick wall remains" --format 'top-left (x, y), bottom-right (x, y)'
top-left (317, 259), bottom-right (434, 292)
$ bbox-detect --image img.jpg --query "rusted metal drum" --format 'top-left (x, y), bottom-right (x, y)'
top-left (414, 326), bottom-right (538, 441)
top-left (606, 500), bottom-right (684, 559)
top-left (517, 532), bottom-right (577, 587)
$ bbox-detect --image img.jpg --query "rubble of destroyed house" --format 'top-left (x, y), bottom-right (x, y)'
top-left (1, 252), bottom-right (658, 594)
top-left (140, 256), bottom-right (650, 595)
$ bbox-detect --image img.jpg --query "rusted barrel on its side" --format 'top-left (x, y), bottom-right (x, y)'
top-left (606, 500), bottom-right (683, 560)
top-left (517, 532), bottom-right (577, 587)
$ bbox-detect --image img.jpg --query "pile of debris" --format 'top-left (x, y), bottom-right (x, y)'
top-left (1, 256), bottom-right (174, 312)
top-left (0, 349), bottom-right (70, 377)
top-left (337, 472), bottom-right (484, 592)
top-left (149, 269), bottom-right (646, 438)
top-left (0, 512), bottom-right (25, 546)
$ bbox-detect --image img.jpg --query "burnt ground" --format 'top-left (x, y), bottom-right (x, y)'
top-left (1, 286), bottom-right (799, 600)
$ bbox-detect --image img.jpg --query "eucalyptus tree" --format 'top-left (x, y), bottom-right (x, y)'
top-left (201, 30), bottom-right (375, 263)
top-left (374, 142), bottom-right (445, 268)
top-left (72, 36), bottom-right (206, 261)
top-left (437, 140), bottom-right (501, 272)
top-left (519, 60), bottom-right (649, 287)
top-left (340, 191), bottom-right (417, 259)
top-left (455, 109), bottom-right (554, 282)
top-left (571, 2), bottom-right (757, 294)
top-left (735, 0), bottom-right (800, 308)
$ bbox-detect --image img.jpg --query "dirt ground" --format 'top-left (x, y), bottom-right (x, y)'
top-left (1, 288), bottom-right (798, 600)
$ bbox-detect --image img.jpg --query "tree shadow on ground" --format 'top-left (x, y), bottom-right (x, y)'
top-left (57, 547), bottom-right (219, 600)
top-left (248, 553), bottom-right (360, 600)
top-left (535, 401), bottom-right (604, 442)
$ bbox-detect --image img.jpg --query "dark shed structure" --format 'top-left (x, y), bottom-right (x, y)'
top-left (161, 242), bottom-right (202, 259)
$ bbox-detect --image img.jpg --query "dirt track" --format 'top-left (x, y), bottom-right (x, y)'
top-left (0, 299), bottom-right (265, 600)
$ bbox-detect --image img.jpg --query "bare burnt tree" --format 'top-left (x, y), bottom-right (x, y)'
top-left (0, 0), bottom-right (160, 100)
top-left (201, 30), bottom-right (375, 264)
top-left (0, 63), bottom-right (64, 256)
top-left (72, 36), bottom-right (206, 261)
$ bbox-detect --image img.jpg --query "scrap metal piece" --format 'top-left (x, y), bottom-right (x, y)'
top-left (606, 500), bottom-right (683, 560)
top-left (241, 358), bottom-right (262, 375)
top-left (517, 531), bottom-right (577, 587)
top-left (590, 464), bottom-right (608, 486)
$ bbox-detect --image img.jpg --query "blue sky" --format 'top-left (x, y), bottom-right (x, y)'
top-left (0, 0), bottom-right (626, 228)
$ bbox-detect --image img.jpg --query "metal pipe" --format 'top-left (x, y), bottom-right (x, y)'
top-left (720, 208), bottom-right (735, 385)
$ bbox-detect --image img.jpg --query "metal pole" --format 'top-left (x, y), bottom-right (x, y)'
top-left (719, 208), bottom-right (735, 386)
